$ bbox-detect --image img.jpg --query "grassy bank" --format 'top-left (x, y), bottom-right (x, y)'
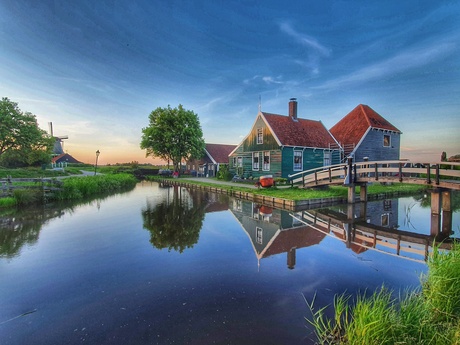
top-left (150, 176), bottom-right (427, 200)
top-left (0, 174), bottom-right (137, 207)
top-left (307, 244), bottom-right (460, 344)
top-left (54, 174), bottom-right (137, 200)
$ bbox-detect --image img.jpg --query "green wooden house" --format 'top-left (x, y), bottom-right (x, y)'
top-left (229, 98), bottom-right (342, 179)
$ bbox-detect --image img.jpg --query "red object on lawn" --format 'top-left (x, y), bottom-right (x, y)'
top-left (259, 175), bottom-right (274, 188)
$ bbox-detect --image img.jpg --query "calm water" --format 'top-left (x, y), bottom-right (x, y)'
top-left (0, 182), bottom-right (458, 345)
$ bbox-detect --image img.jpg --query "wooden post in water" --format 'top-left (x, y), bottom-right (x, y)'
top-left (430, 189), bottom-right (441, 236)
top-left (442, 190), bottom-right (452, 234)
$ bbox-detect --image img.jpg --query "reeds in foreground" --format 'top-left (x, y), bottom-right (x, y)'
top-left (306, 243), bottom-right (460, 345)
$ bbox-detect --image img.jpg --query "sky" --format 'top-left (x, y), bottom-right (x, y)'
top-left (0, 0), bottom-right (459, 165)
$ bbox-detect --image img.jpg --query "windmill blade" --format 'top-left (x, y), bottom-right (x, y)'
top-left (57, 135), bottom-right (69, 139)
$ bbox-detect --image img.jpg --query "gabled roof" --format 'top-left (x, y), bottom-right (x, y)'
top-left (262, 112), bottom-right (337, 148)
top-left (51, 153), bottom-right (82, 164)
top-left (205, 143), bottom-right (236, 163)
top-left (330, 104), bottom-right (401, 146)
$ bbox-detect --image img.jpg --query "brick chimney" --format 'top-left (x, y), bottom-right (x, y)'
top-left (289, 98), bottom-right (297, 120)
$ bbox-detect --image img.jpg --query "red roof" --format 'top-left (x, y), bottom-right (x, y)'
top-left (263, 226), bottom-right (327, 258)
top-left (330, 104), bottom-right (401, 146)
top-left (262, 112), bottom-right (337, 148)
top-left (205, 143), bottom-right (236, 163)
top-left (51, 153), bottom-right (82, 164)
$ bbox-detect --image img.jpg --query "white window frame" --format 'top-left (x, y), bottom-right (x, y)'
top-left (263, 151), bottom-right (270, 171)
top-left (323, 151), bottom-right (332, 167)
top-left (252, 152), bottom-right (259, 170)
top-left (257, 128), bottom-right (263, 144)
top-left (256, 227), bottom-right (263, 244)
top-left (381, 213), bottom-right (389, 227)
top-left (383, 134), bottom-right (391, 147)
top-left (232, 157), bottom-right (237, 167)
top-left (237, 156), bottom-right (242, 167)
top-left (293, 150), bottom-right (302, 171)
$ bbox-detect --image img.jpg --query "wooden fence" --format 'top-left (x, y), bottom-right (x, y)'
top-left (0, 176), bottom-right (63, 197)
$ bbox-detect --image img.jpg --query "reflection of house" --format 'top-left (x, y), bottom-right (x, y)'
top-left (229, 198), bottom-right (327, 269)
top-left (229, 98), bottom-right (341, 179)
top-left (186, 143), bottom-right (236, 177)
top-left (330, 104), bottom-right (401, 162)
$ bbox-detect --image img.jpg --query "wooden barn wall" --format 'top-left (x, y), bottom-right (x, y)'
top-left (354, 130), bottom-right (400, 162)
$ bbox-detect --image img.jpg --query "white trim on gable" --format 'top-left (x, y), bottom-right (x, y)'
top-left (228, 111), bottom-right (282, 156)
top-left (204, 148), bottom-right (217, 165)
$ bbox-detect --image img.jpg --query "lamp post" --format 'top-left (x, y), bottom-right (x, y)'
top-left (94, 150), bottom-right (100, 175)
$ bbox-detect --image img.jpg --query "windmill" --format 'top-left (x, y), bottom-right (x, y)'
top-left (48, 122), bottom-right (69, 156)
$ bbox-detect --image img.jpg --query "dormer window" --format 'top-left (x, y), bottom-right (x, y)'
top-left (257, 128), bottom-right (263, 144)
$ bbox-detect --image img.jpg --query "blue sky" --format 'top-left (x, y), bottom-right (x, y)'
top-left (1, 0), bottom-right (459, 164)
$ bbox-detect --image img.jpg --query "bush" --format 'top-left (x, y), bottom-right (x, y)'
top-left (217, 165), bottom-right (233, 181)
top-left (13, 189), bottom-right (43, 205)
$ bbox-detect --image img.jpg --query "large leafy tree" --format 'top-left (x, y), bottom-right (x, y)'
top-left (140, 104), bottom-right (205, 173)
top-left (0, 97), bottom-right (54, 166)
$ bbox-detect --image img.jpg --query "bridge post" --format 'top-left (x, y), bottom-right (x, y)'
top-left (360, 184), bottom-right (368, 202)
top-left (442, 190), bottom-right (452, 234)
top-left (430, 189), bottom-right (441, 236)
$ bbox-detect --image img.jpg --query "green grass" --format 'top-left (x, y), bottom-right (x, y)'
top-left (54, 173), bottom-right (138, 200)
top-left (0, 197), bottom-right (16, 208)
top-left (155, 176), bottom-right (427, 201)
top-left (306, 244), bottom-right (460, 344)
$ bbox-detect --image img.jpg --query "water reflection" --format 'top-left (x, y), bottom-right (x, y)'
top-left (141, 185), bottom-right (228, 253)
top-left (0, 207), bottom-right (63, 258)
top-left (0, 188), bottom-right (135, 259)
top-left (228, 194), bottom-right (457, 266)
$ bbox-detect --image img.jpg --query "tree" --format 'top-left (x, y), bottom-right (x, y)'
top-left (0, 97), bottom-right (54, 166)
top-left (140, 105), bottom-right (205, 173)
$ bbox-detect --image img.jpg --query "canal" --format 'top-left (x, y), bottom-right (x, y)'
top-left (0, 182), bottom-right (458, 344)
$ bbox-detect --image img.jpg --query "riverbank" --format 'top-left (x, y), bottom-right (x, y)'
top-left (308, 244), bottom-right (460, 344)
top-left (154, 177), bottom-right (427, 211)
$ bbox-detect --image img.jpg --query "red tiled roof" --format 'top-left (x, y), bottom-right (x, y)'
top-left (330, 104), bottom-right (401, 146)
top-left (205, 143), bottom-right (236, 163)
top-left (263, 226), bottom-right (327, 258)
top-left (51, 153), bottom-right (82, 164)
top-left (262, 112), bottom-right (337, 148)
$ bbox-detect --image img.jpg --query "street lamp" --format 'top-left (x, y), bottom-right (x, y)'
top-left (94, 150), bottom-right (100, 175)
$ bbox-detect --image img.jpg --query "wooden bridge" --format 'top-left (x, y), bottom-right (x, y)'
top-left (291, 206), bottom-right (454, 263)
top-left (288, 160), bottom-right (460, 191)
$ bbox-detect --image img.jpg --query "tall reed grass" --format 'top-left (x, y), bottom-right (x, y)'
top-left (55, 174), bottom-right (137, 200)
top-left (307, 244), bottom-right (460, 344)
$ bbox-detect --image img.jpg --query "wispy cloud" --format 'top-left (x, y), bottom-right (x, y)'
top-left (243, 75), bottom-right (284, 85)
top-left (315, 41), bottom-right (457, 90)
top-left (279, 22), bottom-right (331, 57)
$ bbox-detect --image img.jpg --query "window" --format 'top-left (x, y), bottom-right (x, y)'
top-left (256, 227), bottom-right (263, 244)
top-left (257, 128), bottom-right (263, 144)
top-left (381, 213), bottom-right (389, 227)
top-left (253, 152), bottom-right (259, 170)
top-left (383, 134), bottom-right (391, 147)
top-left (323, 151), bottom-right (332, 167)
top-left (293, 150), bottom-right (302, 171)
top-left (237, 156), bottom-right (242, 167)
top-left (232, 157), bottom-right (237, 167)
top-left (263, 151), bottom-right (270, 171)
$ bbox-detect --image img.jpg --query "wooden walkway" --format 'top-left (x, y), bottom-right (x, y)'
top-left (289, 160), bottom-right (460, 191)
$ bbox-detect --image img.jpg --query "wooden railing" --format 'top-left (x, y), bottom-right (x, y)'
top-left (288, 161), bottom-right (460, 190)
top-left (0, 177), bottom-right (63, 197)
top-left (292, 209), bottom-right (453, 263)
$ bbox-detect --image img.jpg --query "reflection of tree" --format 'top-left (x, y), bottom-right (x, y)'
top-left (413, 192), bottom-right (460, 212)
top-left (142, 186), bottom-right (206, 253)
top-left (0, 186), bottom-right (136, 258)
top-left (0, 207), bottom-right (63, 258)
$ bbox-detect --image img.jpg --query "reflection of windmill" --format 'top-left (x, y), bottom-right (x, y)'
top-left (48, 122), bottom-right (68, 156)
